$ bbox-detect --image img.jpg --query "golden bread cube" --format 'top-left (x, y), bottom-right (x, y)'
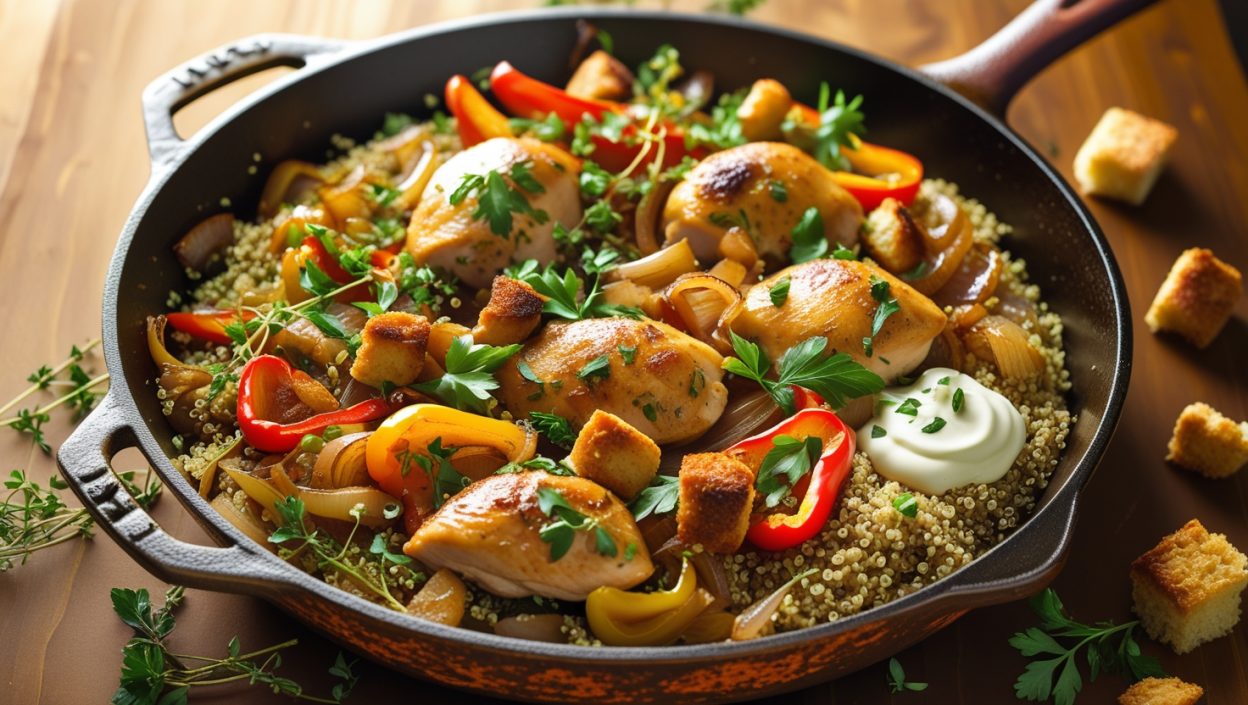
top-left (677, 452), bottom-right (755, 554)
top-left (1145, 248), bottom-right (1242, 348)
top-left (1167, 402), bottom-right (1248, 478)
top-left (1130, 519), bottom-right (1248, 654)
top-left (1118, 677), bottom-right (1204, 705)
top-left (1074, 107), bottom-right (1177, 205)
top-left (349, 311), bottom-right (429, 388)
top-left (568, 410), bottom-right (660, 501)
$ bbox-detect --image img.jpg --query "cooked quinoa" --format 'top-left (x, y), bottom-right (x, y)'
top-left (162, 117), bottom-right (1073, 645)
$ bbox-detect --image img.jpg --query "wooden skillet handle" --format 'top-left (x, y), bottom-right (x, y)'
top-left (919, 0), bottom-right (1162, 115)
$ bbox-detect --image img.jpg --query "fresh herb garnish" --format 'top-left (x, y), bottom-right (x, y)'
top-left (579, 160), bottom-right (613, 197)
top-left (686, 91), bottom-right (746, 149)
top-left (448, 162), bottom-right (549, 238)
top-left (952, 388), bottom-right (965, 414)
top-left (110, 584), bottom-right (357, 705)
top-left (832, 243), bottom-right (858, 260)
top-left (892, 493), bottom-right (918, 518)
top-left (789, 206), bottom-right (828, 264)
top-left (584, 200), bottom-right (622, 234)
top-left (871, 425), bottom-right (887, 439)
top-left (400, 438), bottom-right (465, 509)
top-left (511, 262), bottom-right (642, 321)
top-left (508, 113), bottom-right (566, 142)
top-left (769, 277), bottom-right (791, 307)
top-left (577, 355), bottom-right (611, 384)
top-left (628, 475), bottom-right (679, 521)
top-left (536, 487), bottom-right (616, 561)
top-left (920, 417), bottom-right (947, 434)
top-left (895, 398), bottom-right (921, 416)
top-left (413, 335), bottom-right (520, 414)
top-left (785, 83), bottom-right (866, 171)
top-left (886, 657), bottom-right (928, 693)
top-left (864, 275), bottom-right (901, 357)
top-left (618, 345), bottom-right (637, 365)
top-left (1011, 588), bottom-right (1165, 705)
top-left (937, 376), bottom-right (951, 385)
top-left (723, 333), bottom-right (885, 414)
top-left (769, 179), bottom-right (788, 202)
top-left (755, 434), bottom-right (823, 508)
top-left (530, 411), bottom-right (577, 448)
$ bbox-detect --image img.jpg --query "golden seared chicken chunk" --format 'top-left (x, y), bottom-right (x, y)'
top-left (661, 142), bottom-right (863, 265)
top-left (406, 137), bottom-right (581, 288)
top-left (405, 472), bottom-right (653, 601)
top-left (730, 259), bottom-right (946, 379)
top-left (497, 318), bottom-right (728, 445)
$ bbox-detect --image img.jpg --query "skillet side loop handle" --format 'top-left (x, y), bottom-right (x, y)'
top-left (56, 391), bottom-right (286, 595)
top-left (141, 33), bottom-right (348, 169)
top-left (918, 0), bottom-right (1161, 116)
top-left (937, 492), bottom-right (1080, 607)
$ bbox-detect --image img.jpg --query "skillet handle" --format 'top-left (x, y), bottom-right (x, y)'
top-left (56, 391), bottom-right (290, 595)
top-left (141, 33), bottom-right (349, 168)
top-left (919, 0), bottom-right (1161, 115)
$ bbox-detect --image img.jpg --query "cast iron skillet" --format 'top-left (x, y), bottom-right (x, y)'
top-left (58, 1), bottom-right (1154, 701)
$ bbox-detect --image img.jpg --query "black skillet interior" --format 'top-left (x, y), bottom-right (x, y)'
top-left (108, 8), bottom-right (1126, 644)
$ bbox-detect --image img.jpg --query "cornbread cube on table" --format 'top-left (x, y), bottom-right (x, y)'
top-left (1074, 107), bottom-right (1177, 205)
top-left (1145, 248), bottom-right (1242, 349)
top-left (1130, 519), bottom-right (1248, 654)
top-left (1118, 677), bottom-right (1204, 705)
top-left (676, 452), bottom-right (755, 554)
top-left (1167, 402), bottom-right (1248, 478)
top-left (567, 410), bottom-right (659, 501)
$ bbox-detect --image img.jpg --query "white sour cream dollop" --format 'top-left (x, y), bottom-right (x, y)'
top-left (856, 367), bottom-right (1025, 495)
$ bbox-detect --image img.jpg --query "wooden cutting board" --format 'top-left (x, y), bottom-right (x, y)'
top-left (0, 1), bottom-right (1244, 703)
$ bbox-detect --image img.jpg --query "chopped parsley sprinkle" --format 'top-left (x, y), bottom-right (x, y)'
top-left (769, 277), bottom-right (791, 307)
top-left (892, 492), bottom-right (918, 518)
top-left (871, 425), bottom-right (887, 439)
top-left (937, 376), bottom-right (951, 385)
top-left (689, 369), bottom-right (705, 398)
top-left (952, 388), bottom-right (965, 414)
top-left (641, 402), bottom-right (658, 422)
top-left (576, 355), bottom-right (611, 384)
top-left (921, 417), bottom-right (947, 434)
top-left (618, 345), bottom-right (637, 364)
top-left (769, 179), bottom-right (788, 202)
top-left (895, 398), bottom-right (921, 416)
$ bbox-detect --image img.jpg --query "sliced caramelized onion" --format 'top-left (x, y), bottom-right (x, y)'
top-left (394, 141), bottom-right (439, 212)
top-left (146, 315), bottom-right (184, 368)
top-left (409, 568), bottom-right (467, 625)
top-left (908, 193), bottom-right (974, 295)
top-left (920, 327), bottom-right (966, 371)
top-left (602, 279), bottom-right (655, 312)
top-left (311, 432), bottom-right (372, 489)
top-left (318, 165), bottom-right (371, 224)
top-left (259, 160), bottom-right (324, 219)
top-left (635, 179), bottom-right (675, 255)
top-left (933, 243), bottom-right (1003, 308)
top-left (681, 608), bottom-right (734, 644)
top-left (228, 462), bottom-right (400, 528)
top-left (663, 273), bottom-right (740, 348)
top-left (689, 551), bottom-right (732, 611)
top-left (638, 514), bottom-right (678, 554)
top-left (494, 613), bottom-right (566, 642)
top-left (963, 315), bottom-right (1045, 379)
top-left (223, 464), bottom-right (285, 520)
top-left (718, 226), bottom-right (758, 269)
top-left (836, 394), bottom-right (876, 429)
top-left (707, 258), bottom-right (748, 289)
top-left (950, 303), bottom-right (989, 330)
top-left (995, 290), bottom-right (1040, 328)
top-left (198, 437), bottom-right (243, 499)
top-left (210, 492), bottom-right (272, 546)
top-left (612, 239), bottom-right (699, 290)
top-left (173, 213), bottom-right (235, 274)
top-left (270, 204), bottom-right (334, 254)
top-left (732, 568), bottom-right (816, 641)
top-left (375, 124), bottom-right (430, 167)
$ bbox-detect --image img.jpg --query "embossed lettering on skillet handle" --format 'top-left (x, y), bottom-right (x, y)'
top-left (141, 33), bottom-right (350, 168)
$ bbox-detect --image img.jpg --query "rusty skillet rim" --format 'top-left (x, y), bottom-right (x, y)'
top-left (103, 7), bottom-right (1131, 663)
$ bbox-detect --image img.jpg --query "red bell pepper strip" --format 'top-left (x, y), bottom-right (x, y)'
top-left (793, 102), bottom-right (923, 211)
top-left (297, 235), bottom-right (374, 304)
top-left (726, 407), bottom-right (856, 552)
top-left (166, 311), bottom-right (256, 345)
top-left (238, 354), bottom-right (391, 453)
top-left (489, 61), bottom-right (697, 173)
top-left (444, 74), bottom-right (512, 147)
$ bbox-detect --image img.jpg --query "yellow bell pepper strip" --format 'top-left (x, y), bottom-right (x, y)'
top-left (237, 354), bottom-right (392, 454)
top-left (489, 61), bottom-right (699, 173)
top-left (365, 404), bottom-right (536, 533)
top-left (586, 559), bottom-right (714, 646)
top-left (793, 102), bottom-right (923, 211)
top-left (165, 310), bottom-right (256, 345)
top-left (725, 407), bottom-right (856, 553)
top-left (444, 74), bottom-right (512, 147)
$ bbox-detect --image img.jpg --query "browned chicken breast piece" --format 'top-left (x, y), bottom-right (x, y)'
top-left (661, 142), bottom-right (863, 266)
top-left (406, 137), bottom-right (582, 288)
top-left (730, 259), bottom-right (947, 379)
top-left (497, 318), bottom-right (728, 445)
top-left (405, 472), bottom-right (653, 601)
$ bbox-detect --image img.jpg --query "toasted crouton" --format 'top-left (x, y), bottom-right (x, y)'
top-left (1130, 519), bottom-right (1248, 654)
top-left (349, 312), bottom-right (430, 388)
top-left (1145, 248), bottom-right (1242, 348)
top-left (1074, 107), bottom-right (1177, 205)
top-left (567, 410), bottom-right (660, 500)
top-left (738, 79), bottom-right (793, 142)
top-left (1118, 677), bottom-right (1204, 705)
top-left (863, 198), bottom-right (924, 275)
top-left (1167, 402), bottom-right (1248, 478)
top-left (566, 50), bottom-right (634, 101)
top-left (677, 452), bottom-right (754, 554)
top-left (472, 276), bottom-right (545, 346)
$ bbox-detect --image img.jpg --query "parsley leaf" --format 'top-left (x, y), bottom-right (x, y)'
top-left (789, 206), bottom-right (828, 264)
top-left (784, 84), bottom-right (866, 171)
top-left (887, 657), bottom-right (928, 693)
top-left (921, 417), bottom-right (946, 433)
top-left (770, 179), bottom-right (788, 202)
top-left (864, 275), bottom-right (901, 357)
top-left (530, 411), bottom-right (577, 448)
top-left (892, 493), bottom-right (918, 518)
top-left (449, 163), bottom-right (549, 238)
top-left (895, 398), bottom-right (921, 416)
top-left (577, 355), bottom-right (611, 384)
top-left (769, 276), bottom-right (791, 307)
top-left (724, 333), bottom-right (883, 414)
top-left (414, 335), bottom-right (520, 414)
top-left (628, 475), bottom-right (680, 521)
top-left (686, 90), bottom-right (746, 149)
top-left (755, 434), bottom-right (822, 508)
top-left (952, 388), bottom-right (965, 414)
top-left (508, 113), bottom-right (566, 142)
top-left (536, 487), bottom-right (616, 561)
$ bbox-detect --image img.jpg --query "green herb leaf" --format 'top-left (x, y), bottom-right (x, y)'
top-left (530, 411), bottom-right (577, 448)
top-left (769, 277), bottom-right (791, 307)
top-left (769, 179), bottom-right (788, 202)
top-left (414, 335), bottom-right (520, 413)
top-left (628, 475), bottom-right (679, 521)
top-left (895, 398), bottom-right (921, 416)
top-left (871, 425), bottom-right (887, 439)
top-left (789, 206), bottom-right (828, 264)
top-left (618, 345), bottom-right (637, 365)
top-left (886, 657), bottom-right (928, 694)
top-left (952, 388), bottom-right (965, 414)
top-left (755, 434), bottom-right (823, 508)
top-left (892, 492), bottom-right (918, 518)
top-left (509, 113), bottom-right (567, 142)
top-left (921, 417), bottom-right (946, 434)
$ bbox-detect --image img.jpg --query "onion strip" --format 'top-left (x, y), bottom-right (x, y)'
top-left (731, 568), bottom-right (817, 641)
top-left (611, 239), bottom-right (699, 289)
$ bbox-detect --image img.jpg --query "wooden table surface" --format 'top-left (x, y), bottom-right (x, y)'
top-left (2, 1), bottom-right (1246, 703)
